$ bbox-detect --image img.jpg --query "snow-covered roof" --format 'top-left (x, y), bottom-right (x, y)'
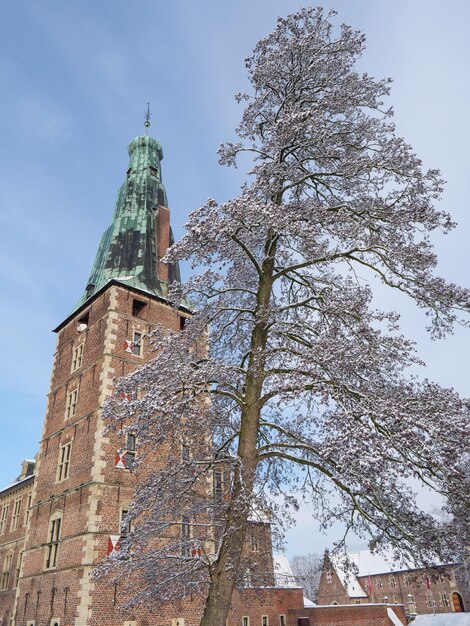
top-left (413, 615), bottom-right (470, 626)
top-left (303, 595), bottom-right (316, 608)
top-left (329, 549), bottom-right (415, 598)
top-left (0, 473), bottom-right (34, 496)
top-left (330, 555), bottom-right (368, 598)
top-left (346, 550), bottom-right (415, 576)
top-left (273, 555), bottom-right (301, 588)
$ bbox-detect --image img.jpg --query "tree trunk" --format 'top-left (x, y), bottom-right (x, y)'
top-left (199, 235), bottom-right (277, 626)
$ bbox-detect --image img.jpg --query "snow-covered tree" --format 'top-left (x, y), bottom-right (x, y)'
top-left (290, 554), bottom-right (322, 601)
top-left (102, 8), bottom-right (470, 626)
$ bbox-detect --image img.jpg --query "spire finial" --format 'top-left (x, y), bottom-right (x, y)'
top-left (144, 102), bottom-right (151, 135)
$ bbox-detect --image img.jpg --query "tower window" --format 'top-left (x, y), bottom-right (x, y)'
top-left (132, 331), bottom-right (142, 356)
top-left (57, 443), bottom-right (72, 482)
top-left (45, 516), bottom-right (62, 570)
top-left (181, 517), bottom-right (190, 557)
top-left (120, 509), bottom-right (131, 538)
top-left (132, 299), bottom-right (146, 318)
top-left (125, 433), bottom-right (137, 469)
top-left (181, 442), bottom-right (190, 462)
top-left (71, 344), bottom-right (84, 372)
top-left (213, 470), bottom-right (223, 501)
top-left (65, 388), bottom-right (78, 420)
top-left (179, 316), bottom-right (187, 331)
top-left (149, 166), bottom-right (159, 178)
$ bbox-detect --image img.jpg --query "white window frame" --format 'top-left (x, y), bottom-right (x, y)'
top-left (24, 494), bottom-right (32, 527)
top-left (10, 498), bottom-right (22, 531)
top-left (439, 592), bottom-right (450, 607)
top-left (124, 433), bottom-right (136, 469)
top-left (71, 343), bottom-right (84, 372)
top-left (132, 331), bottom-right (143, 357)
top-left (65, 388), bottom-right (78, 420)
top-left (1, 553), bottom-right (12, 589)
top-left (0, 504), bottom-right (9, 535)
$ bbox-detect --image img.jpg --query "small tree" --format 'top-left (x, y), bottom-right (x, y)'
top-left (103, 8), bottom-right (470, 626)
top-left (290, 554), bottom-right (322, 601)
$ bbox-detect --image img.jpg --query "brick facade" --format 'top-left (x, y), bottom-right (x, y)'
top-left (317, 552), bottom-right (468, 618)
top-left (0, 281), bottom-right (284, 626)
top-left (0, 462), bottom-right (34, 626)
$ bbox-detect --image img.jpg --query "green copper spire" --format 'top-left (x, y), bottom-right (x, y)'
top-left (73, 132), bottom-right (181, 311)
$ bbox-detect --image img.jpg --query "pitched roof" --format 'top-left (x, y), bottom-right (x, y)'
top-left (329, 549), bottom-right (416, 598)
top-left (273, 555), bottom-right (300, 588)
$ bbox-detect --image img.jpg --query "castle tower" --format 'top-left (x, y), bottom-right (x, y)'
top-left (13, 130), bottom-right (191, 626)
top-left (0, 124), bottom-right (283, 626)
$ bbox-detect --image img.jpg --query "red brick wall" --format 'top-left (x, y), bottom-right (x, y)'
top-left (0, 477), bottom-right (33, 625)
top-left (290, 603), bottom-right (407, 626)
top-left (356, 569), bottom-right (466, 615)
top-left (229, 587), bottom-right (304, 626)
top-left (316, 561), bottom-right (352, 606)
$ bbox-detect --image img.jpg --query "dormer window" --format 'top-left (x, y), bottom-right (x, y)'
top-left (149, 166), bottom-right (159, 178)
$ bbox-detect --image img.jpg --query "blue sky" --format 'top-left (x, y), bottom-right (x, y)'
top-left (0, 1), bottom-right (469, 557)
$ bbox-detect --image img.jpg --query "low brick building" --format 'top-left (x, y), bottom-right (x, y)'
top-left (317, 550), bottom-right (468, 618)
top-left (0, 461), bottom-right (35, 626)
